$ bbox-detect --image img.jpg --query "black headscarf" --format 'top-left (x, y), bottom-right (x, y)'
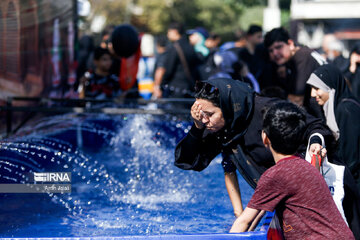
top-left (202, 78), bottom-right (255, 147)
top-left (350, 42), bottom-right (360, 56)
top-left (348, 42), bottom-right (360, 100)
top-left (310, 65), bottom-right (360, 185)
top-left (312, 64), bottom-right (356, 109)
top-left (307, 64), bottom-right (358, 139)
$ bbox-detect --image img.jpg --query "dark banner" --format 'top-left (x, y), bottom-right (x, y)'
top-left (0, 0), bottom-right (77, 102)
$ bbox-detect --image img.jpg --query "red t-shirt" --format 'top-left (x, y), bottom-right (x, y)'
top-left (248, 156), bottom-right (354, 240)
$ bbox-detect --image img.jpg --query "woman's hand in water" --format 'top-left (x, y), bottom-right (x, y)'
top-left (191, 101), bottom-right (205, 129)
top-left (309, 143), bottom-right (327, 158)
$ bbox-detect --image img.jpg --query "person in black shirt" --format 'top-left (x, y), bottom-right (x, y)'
top-left (233, 25), bottom-right (263, 78)
top-left (153, 35), bottom-right (168, 99)
top-left (322, 35), bottom-right (348, 74)
top-left (199, 33), bottom-right (222, 80)
top-left (160, 22), bottom-right (201, 98)
top-left (264, 27), bottom-right (326, 118)
top-left (344, 42), bottom-right (360, 100)
top-left (229, 25), bottom-right (273, 91)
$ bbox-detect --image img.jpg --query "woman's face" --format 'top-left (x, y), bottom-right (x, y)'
top-left (311, 87), bottom-right (329, 105)
top-left (196, 98), bottom-right (225, 133)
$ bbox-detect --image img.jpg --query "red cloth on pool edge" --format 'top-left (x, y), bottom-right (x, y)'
top-left (248, 156), bottom-right (354, 240)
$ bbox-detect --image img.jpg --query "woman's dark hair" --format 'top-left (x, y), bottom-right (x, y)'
top-left (194, 81), bottom-right (220, 107)
top-left (264, 27), bottom-right (290, 49)
top-left (263, 102), bottom-right (306, 155)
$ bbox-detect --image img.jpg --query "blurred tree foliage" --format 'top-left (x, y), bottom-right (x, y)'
top-left (88, 0), bottom-right (128, 27)
top-left (89, 0), bottom-right (291, 35)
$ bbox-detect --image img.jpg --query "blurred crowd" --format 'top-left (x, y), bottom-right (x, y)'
top-left (76, 23), bottom-right (360, 106)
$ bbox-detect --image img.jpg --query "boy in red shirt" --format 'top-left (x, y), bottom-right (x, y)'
top-left (230, 102), bottom-right (354, 239)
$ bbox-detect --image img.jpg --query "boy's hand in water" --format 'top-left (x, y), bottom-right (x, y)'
top-left (309, 143), bottom-right (327, 158)
top-left (191, 101), bottom-right (204, 129)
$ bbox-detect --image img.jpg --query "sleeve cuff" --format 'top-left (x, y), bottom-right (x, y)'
top-left (189, 124), bottom-right (205, 139)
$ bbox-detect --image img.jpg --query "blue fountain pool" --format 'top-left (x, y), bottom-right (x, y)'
top-left (0, 112), bottom-right (258, 238)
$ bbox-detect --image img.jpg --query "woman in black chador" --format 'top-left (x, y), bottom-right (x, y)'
top-left (307, 64), bottom-right (360, 239)
top-left (307, 64), bottom-right (360, 187)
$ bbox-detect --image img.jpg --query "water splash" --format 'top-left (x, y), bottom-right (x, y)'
top-left (0, 113), bottom-right (253, 237)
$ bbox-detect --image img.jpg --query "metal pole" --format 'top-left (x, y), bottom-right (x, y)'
top-left (6, 97), bottom-right (12, 135)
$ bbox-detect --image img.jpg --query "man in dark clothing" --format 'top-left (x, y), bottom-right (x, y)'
top-left (160, 22), bottom-right (201, 98)
top-left (344, 42), bottom-right (360, 100)
top-left (228, 25), bottom-right (274, 91)
top-left (199, 33), bottom-right (221, 80)
top-left (153, 35), bottom-right (168, 99)
top-left (322, 36), bottom-right (348, 74)
top-left (231, 26), bottom-right (263, 80)
top-left (264, 27), bottom-right (326, 117)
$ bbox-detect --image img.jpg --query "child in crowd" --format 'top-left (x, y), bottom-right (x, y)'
top-left (230, 102), bottom-right (354, 239)
top-left (79, 47), bottom-right (120, 99)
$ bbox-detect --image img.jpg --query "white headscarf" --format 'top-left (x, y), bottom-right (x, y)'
top-left (307, 73), bottom-right (340, 140)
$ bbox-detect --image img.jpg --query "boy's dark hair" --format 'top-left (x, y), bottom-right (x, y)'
top-left (156, 35), bottom-right (168, 48)
top-left (262, 102), bottom-right (306, 155)
top-left (195, 81), bottom-right (220, 107)
top-left (208, 33), bottom-right (220, 40)
top-left (247, 24), bottom-right (262, 35)
top-left (168, 22), bottom-right (185, 35)
top-left (264, 27), bottom-right (290, 49)
top-left (93, 47), bottom-right (111, 60)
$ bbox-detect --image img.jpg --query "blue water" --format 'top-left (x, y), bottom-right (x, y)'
top-left (0, 113), bottom-right (254, 237)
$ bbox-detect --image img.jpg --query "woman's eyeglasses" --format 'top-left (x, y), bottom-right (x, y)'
top-left (195, 82), bottom-right (218, 94)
